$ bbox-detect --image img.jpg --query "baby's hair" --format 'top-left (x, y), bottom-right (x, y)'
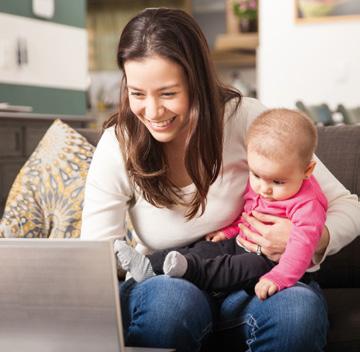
top-left (245, 108), bottom-right (317, 168)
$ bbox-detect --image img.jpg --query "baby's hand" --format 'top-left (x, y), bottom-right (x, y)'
top-left (205, 230), bottom-right (227, 242)
top-left (255, 278), bottom-right (278, 300)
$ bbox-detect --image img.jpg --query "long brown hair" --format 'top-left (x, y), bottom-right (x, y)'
top-left (104, 8), bottom-right (241, 219)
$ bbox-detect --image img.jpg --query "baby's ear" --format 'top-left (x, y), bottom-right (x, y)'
top-left (304, 160), bottom-right (316, 178)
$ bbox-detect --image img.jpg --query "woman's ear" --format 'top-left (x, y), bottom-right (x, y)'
top-left (304, 160), bottom-right (316, 179)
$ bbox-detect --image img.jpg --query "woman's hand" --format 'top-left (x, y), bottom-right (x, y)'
top-left (205, 230), bottom-right (227, 242)
top-left (236, 210), bottom-right (291, 262)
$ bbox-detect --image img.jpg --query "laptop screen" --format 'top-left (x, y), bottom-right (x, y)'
top-left (0, 239), bottom-right (125, 352)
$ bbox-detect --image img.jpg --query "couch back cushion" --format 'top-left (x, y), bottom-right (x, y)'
top-left (76, 128), bottom-right (101, 147)
top-left (316, 125), bottom-right (360, 196)
top-left (315, 125), bottom-right (360, 288)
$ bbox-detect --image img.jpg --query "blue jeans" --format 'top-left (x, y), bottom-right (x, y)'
top-left (120, 276), bottom-right (328, 352)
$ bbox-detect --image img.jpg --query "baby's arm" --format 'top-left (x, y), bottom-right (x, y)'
top-left (261, 199), bottom-right (327, 293)
top-left (255, 278), bottom-right (278, 300)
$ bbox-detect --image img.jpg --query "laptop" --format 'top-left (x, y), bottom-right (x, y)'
top-left (0, 239), bottom-right (174, 352)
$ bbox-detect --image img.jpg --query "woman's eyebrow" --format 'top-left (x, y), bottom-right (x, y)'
top-left (158, 84), bottom-right (180, 91)
top-left (127, 85), bottom-right (142, 91)
top-left (127, 84), bottom-right (180, 91)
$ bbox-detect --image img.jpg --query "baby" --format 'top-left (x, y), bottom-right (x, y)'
top-left (116, 108), bottom-right (328, 300)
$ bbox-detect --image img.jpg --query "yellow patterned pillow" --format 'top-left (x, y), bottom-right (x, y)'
top-left (0, 119), bottom-right (95, 238)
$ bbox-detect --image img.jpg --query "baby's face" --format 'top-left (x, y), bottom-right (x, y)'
top-left (247, 150), bottom-right (309, 201)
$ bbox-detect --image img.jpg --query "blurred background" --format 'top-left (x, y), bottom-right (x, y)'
top-left (1, 0), bottom-right (360, 124)
top-left (1, 0), bottom-right (360, 214)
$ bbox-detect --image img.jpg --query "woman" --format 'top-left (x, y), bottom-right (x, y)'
top-left (81, 8), bottom-right (360, 352)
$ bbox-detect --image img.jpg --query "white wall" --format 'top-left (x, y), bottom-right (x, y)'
top-left (0, 13), bottom-right (87, 90)
top-left (258, 1), bottom-right (360, 109)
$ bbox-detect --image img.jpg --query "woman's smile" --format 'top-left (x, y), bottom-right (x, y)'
top-left (146, 116), bottom-right (177, 131)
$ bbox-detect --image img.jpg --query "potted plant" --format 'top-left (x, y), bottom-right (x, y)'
top-left (233, 0), bottom-right (258, 33)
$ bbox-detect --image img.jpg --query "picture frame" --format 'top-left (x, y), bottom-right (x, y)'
top-left (295, 0), bottom-right (360, 23)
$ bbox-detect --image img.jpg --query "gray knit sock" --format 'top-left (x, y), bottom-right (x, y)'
top-left (163, 251), bottom-right (188, 277)
top-left (115, 241), bottom-right (155, 282)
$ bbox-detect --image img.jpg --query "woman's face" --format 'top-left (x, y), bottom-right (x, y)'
top-left (124, 55), bottom-right (190, 145)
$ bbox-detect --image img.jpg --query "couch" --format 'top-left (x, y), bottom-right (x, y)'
top-left (78, 124), bottom-right (360, 351)
top-left (1, 123), bottom-right (358, 350)
top-left (312, 125), bottom-right (360, 352)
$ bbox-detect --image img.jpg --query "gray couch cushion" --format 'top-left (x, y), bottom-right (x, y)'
top-left (316, 125), bottom-right (360, 196)
top-left (314, 125), bottom-right (360, 288)
top-left (76, 128), bottom-right (101, 147)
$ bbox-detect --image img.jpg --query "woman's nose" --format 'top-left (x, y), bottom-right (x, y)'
top-left (144, 98), bottom-right (163, 120)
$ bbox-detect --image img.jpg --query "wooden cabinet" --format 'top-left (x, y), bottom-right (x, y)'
top-left (0, 161), bottom-right (25, 207)
top-left (0, 113), bottom-right (92, 216)
top-left (0, 126), bottom-right (23, 157)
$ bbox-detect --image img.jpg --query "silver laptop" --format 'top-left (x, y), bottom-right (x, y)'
top-left (0, 239), bottom-right (174, 352)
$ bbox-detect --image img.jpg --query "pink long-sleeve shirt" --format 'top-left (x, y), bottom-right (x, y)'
top-left (222, 176), bottom-right (328, 291)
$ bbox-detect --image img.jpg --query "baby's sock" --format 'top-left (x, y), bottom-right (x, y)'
top-left (163, 251), bottom-right (188, 277)
top-left (115, 240), bottom-right (155, 282)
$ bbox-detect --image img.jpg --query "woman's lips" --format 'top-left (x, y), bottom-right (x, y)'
top-left (147, 116), bottom-right (176, 130)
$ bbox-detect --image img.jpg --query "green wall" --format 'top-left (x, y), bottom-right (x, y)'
top-left (0, 0), bottom-right (86, 28)
top-left (0, 84), bottom-right (87, 116)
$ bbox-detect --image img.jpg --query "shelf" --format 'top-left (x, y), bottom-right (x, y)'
top-left (212, 50), bottom-right (256, 67)
top-left (212, 33), bottom-right (258, 67)
top-left (214, 33), bottom-right (258, 51)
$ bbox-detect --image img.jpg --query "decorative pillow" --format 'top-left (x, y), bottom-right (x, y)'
top-left (0, 119), bottom-right (95, 238)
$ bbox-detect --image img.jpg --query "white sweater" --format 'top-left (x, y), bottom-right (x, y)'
top-left (81, 98), bottom-right (360, 270)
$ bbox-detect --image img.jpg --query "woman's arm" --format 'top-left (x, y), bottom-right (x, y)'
top-left (314, 225), bottom-right (330, 263)
top-left (81, 128), bottom-right (134, 241)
